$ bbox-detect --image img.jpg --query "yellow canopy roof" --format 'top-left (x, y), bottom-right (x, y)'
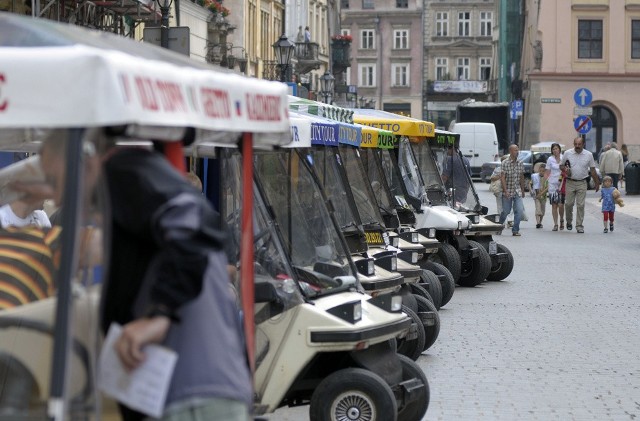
top-left (352, 109), bottom-right (435, 138)
top-left (358, 125), bottom-right (395, 149)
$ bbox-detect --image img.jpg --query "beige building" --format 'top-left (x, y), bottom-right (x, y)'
top-left (340, 0), bottom-right (423, 116)
top-left (423, 0), bottom-right (497, 127)
top-left (521, 0), bottom-right (640, 160)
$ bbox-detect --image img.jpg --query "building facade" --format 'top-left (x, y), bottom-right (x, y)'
top-left (340, 0), bottom-right (423, 116)
top-left (423, 0), bottom-right (497, 128)
top-left (520, 0), bottom-right (640, 160)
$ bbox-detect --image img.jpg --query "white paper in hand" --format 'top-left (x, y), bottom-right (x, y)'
top-left (97, 323), bottom-right (178, 418)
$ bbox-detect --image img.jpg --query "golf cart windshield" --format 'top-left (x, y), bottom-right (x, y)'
top-left (360, 149), bottom-right (397, 219)
top-left (340, 146), bottom-right (386, 230)
top-left (254, 150), bottom-right (358, 297)
top-left (428, 135), bottom-right (482, 213)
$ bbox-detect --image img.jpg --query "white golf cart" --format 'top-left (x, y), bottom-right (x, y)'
top-left (0, 13), bottom-right (288, 420)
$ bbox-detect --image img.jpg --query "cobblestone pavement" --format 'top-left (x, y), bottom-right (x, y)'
top-left (268, 183), bottom-right (640, 421)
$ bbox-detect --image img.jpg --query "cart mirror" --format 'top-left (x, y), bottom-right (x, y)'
top-left (480, 205), bottom-right (489, 215)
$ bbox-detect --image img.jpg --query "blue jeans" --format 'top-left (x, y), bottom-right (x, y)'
top-left (499, 194), bottom-right (523, 233)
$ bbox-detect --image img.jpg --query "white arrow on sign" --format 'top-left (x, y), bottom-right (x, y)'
top-left (578, 89), bottom-right (589, 106)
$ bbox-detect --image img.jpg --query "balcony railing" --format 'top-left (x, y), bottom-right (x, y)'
top-left (294, 42), bottom-right (321, 74)
top-left (331, 39), bottom-right (351, 74)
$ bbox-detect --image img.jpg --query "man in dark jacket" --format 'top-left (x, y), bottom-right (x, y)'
top-left (38, 131), bottom-right (252, 421)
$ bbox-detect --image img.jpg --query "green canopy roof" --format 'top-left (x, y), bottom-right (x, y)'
top-left (288, 96), bottom-right (354, 124)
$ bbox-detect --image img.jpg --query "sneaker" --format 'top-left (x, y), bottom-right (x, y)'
top-left (610, 223), bottom-right (614, 232)
top-left (604, 228), bottom-right (608, 233)
top-left (536, 224), bottom-right (542, 229)
top-left (567, 223), bottom-right (573, 231)
top-left (512, 231), bottom-right (521, 236)
top-left (507, 221), bottom-right (514, 228)
top-left (577, 227), bottom-right (584, 233)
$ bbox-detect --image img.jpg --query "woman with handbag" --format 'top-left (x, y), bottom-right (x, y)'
top-left (544, 143), bottom-right (566, 231)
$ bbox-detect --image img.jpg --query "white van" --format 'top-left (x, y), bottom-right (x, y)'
top-left (451, 122), bottom-right (500, 178)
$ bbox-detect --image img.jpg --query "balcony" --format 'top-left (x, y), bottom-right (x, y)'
top-left (331, 39), bottom-right (351, 74)
top-left (294, 42), bottom-right (321, 75)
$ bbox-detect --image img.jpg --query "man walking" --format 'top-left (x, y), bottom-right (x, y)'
top-left (499, 144), bottom-right (526, 236)
top-left (599, 141), bottom-right (624, 188)
top-left (564, 136), bottom-right (600, 233)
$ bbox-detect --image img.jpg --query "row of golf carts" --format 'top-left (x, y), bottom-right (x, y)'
top-left (0, 14), bottom-right (514, 421)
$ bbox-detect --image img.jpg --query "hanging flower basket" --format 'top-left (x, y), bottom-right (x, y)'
top-left (204, 0), bottom-right (230, 17)
top-left (331, 34), bottom-right (352, 42)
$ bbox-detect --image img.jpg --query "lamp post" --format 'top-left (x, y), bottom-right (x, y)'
top-left (319, 71), bottom-right (335, 104)
top-left (158, 0), bottom-right (173, 49)
top-left (273, 34), bottom-right (295, 82)
top-left (359, 96), bottom-right (367, 108)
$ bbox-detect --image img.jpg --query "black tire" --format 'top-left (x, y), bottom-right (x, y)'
top-left (409, 282), bottom-right (434, 305)
top-left (486, 243), bottom-right (514, 282)
top-left (416, 270), bottom-right (442, 310)
top-left (310, 368), bottom-right (398, 421)
top-left (396, 354), bottom-right (430, 421)
top-left (425, 243), bottom-right (461, 284)
top-left (396, 305), bottom-right (426, 361)
top-left (420, 261), bottom-right (455, 307)
top-left (457, 240), bottom-right (491, 287)
top-left (414, 295), bottom-right (440, 351)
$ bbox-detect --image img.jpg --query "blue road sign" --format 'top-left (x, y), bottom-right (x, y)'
top-left (574, 116), bottom-right (592, 134)
top-left (574, 88), bottom-right (592, 106)
top-left (511, 99), bottom-right (523, 113)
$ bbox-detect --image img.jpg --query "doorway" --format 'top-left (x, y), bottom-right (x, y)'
top-left (583, 105), bottom-right (616, 160)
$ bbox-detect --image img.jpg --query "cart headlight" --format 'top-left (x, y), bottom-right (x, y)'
top-left (392, 237), bottom-right (400, 248)
top-left (368, 294), bottom-right (402, 313)
top-left (411, 232), bottom-right (418, 243)
top-left (328, 300), bottom-right (362, 324)
top-left (390, 256), bottom-right (397, 272)
top-left (473, 215), bottom-right (480, 224)
top-left (356, 258), bottom-right (375, 277)
top-left (458, 221), bottom-right (463, 230)
top-left (410, 252), bottom-right (418, 264)
top-left (428, 228), bottom-right (436, 238)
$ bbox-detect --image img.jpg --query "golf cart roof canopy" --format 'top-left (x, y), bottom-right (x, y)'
top-left (0, 14), bottom-right (291, 148)
top-left (351, 108), bottom-right (435, 138)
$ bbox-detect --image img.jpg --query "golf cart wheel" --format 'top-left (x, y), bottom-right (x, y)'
top-left (414, 295), bottom-right (440, 351)
top-left (457, 240), bottom-right (491, 287)
top-left (408, 283), bottom-right (434, 307)
top-left (420, 261), bottom-right (455, 307)
top-left (486, 243), bottom-right (514, 282)
top-left (425, 243), bottom-right (461, 284)
top-left (416, 270), bottom-right (442, 310)
top-left (396, 305), bottom-right (426, 361)
top-left (309, 368), bottom-right (397, 421)
top-left (396, 354), bottom-right (430, 421)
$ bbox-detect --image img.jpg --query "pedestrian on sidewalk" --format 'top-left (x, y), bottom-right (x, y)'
top-left (563, 136), bottom-right (600, 234)
top-left (531, 163), bottom-right (548, 229)
top-left (499, 144), bottom-right (526, 236)
top-left (599, 175), bottom-right (620, 233)
top-left (599, 142), bottom-right (624, 188)
top-left (545, 142), bottom-right (566, 230)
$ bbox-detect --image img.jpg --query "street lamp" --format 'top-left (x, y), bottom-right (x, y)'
top-left (319, 71), bottom-right (335, 104)
top-left (272, 34), bottom-right (295, 82)
top-left (359, 96), bottom-right (367, 108)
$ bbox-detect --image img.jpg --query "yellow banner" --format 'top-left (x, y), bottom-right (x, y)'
top-left (353, 115), bottom-right (435, 138)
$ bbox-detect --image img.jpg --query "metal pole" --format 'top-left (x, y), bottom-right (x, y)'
top-left (47, 129), bottom-right (84, 421)
top-left (160, 0), bottom-right (170, 49)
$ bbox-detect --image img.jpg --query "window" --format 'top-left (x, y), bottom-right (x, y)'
top-left (480, 12), bottom-right (492, 37)
top-left (436, 12), bottom-right (448, 37)
top-left (394, 30), bottom-right (409, 49)
top-left (458, 12), bottom-right (470, 37)
top-left (396, 0), bottom-right (408, 7)
top-left (479, 57), bottom-right (491, 80)
top-left (435, 57), bottom-right (448, 80)
top-left (341, 0), bottom-right (349, 9)
top-left (578, 19), bottom-right (602, 59)
top-left (361, 29), bottom-right (375, 49)
top-left (456, 57), bottom-right (470, 80)
top-left (359, 64), bottom-right (376, 87)
top-left (392, 63), bottom-right (409, 86)
top-left (632, 20), bottom-right (640, 59)
top-left (362, 0), bottom-right (374, 9)
top-left (341, 28), bottom-right (351, 37)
